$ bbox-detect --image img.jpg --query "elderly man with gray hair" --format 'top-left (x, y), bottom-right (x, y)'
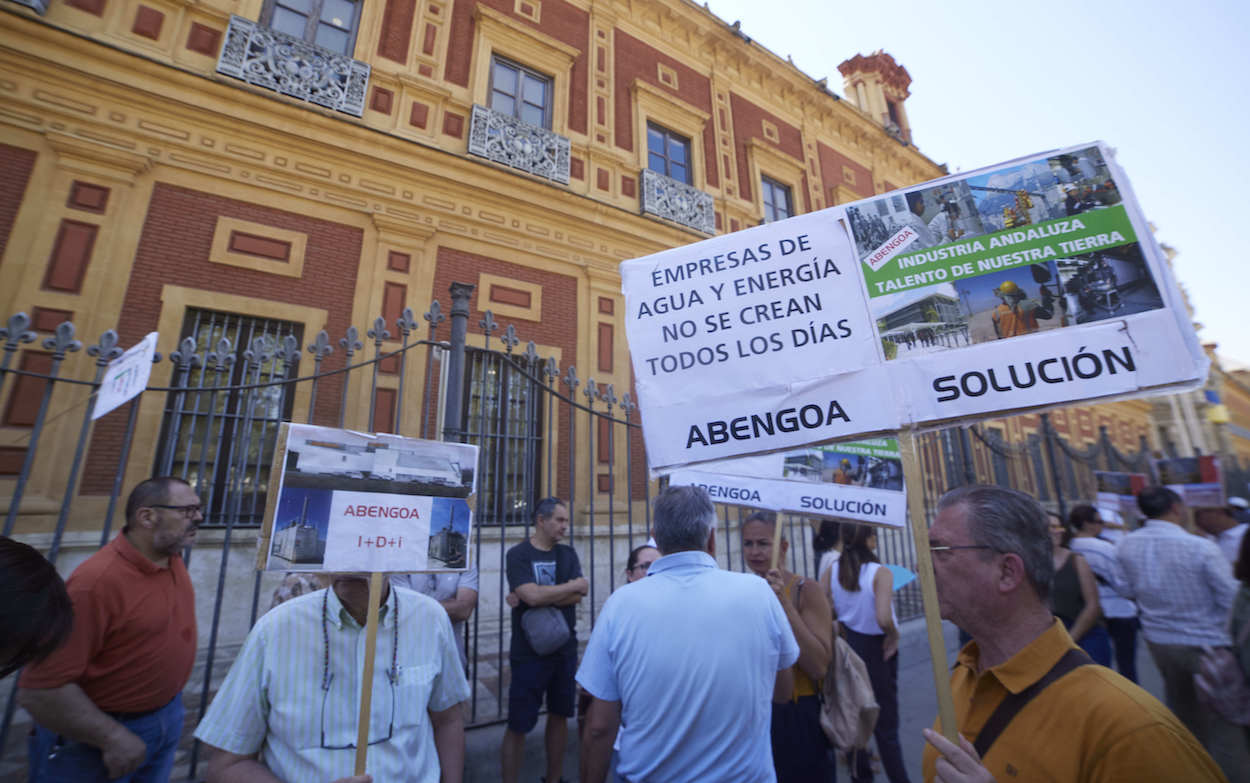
top-left (921, 485), bottom-right (1224, 783)
top-left (577, 485), bottom-right (798, 783)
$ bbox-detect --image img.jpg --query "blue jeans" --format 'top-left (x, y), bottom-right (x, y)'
top-left (28, 694), bottom-right (184, 783)
top-left (1074, 624), bottom-right (1113, 668)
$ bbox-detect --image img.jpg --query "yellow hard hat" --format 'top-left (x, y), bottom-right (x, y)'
top-left (999, 280), bottom-right (1019, 295)
top-left (841, 458), bottom-right (851, 467)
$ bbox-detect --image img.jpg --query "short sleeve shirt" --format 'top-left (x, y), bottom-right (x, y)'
top-left (506, 540), bottom-right (582, 659)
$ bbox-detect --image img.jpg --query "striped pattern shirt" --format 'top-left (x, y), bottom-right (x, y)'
top-left (1116, 520), bottom-right (1238, 646)
top-left (194, 586), bottom-right (469, 782)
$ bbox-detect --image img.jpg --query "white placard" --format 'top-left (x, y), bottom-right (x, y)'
top-left (323, 491), bottom-right (434, 572)
top-left (92, 332), bottom-right (157, 420)
top-left (622, 142), bottom-right (1208, 472)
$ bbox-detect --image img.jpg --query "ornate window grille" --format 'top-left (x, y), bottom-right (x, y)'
top-left (467, 104), bottom-right (571, 185)
top-left (640, 168), bottom-right (715, 235)
top-left (216, 15), bottom-right (370, 117)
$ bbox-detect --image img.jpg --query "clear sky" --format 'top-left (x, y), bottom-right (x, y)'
top-left (703, 0), bottom-right (1250, 365)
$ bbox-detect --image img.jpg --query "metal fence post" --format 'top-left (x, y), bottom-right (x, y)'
top-left (442, 282), bottom-right (474, 443)
top-left (1040, 413), bottom-right (1067, 519)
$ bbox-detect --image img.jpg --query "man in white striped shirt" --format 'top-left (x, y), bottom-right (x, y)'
top-left (195, 574), bottom-right (470, 783)
top-left (1115, 486), bottom-right (1246, 782)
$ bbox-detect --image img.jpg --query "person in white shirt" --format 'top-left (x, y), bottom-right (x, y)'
top-left (1193, 506), bottom-right (1249, 570)
top-left (1115, 487), bottom-right (1247, 780)
top-left (1066, 504), bottom-right (1139, 682)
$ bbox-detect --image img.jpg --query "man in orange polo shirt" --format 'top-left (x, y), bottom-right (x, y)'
top-left (920, 485), bottom-right (1225, 783)
top-left (19, 476), bottom-right (201, 782)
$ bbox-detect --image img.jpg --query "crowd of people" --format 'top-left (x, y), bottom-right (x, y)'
top-left (2, 478), bottom-right (1249, 782)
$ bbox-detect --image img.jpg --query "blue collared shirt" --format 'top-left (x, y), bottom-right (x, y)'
top-left (1116, 519), bottom-right (1238, 646)
top-left (576, 550), bottom-right (798, 783)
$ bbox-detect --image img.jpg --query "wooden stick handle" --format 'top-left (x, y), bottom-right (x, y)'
top-left (768, 513), bottom-right (784, 572)
top-left (354, 572), bottom-right (385, 775)
top-left (899, 429), bottom-right (959, 742)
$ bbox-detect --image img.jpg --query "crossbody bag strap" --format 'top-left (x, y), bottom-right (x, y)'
top-left (972, 647), bottom-right (1093, 759)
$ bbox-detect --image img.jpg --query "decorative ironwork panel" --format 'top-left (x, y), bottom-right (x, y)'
top-left (467, 104), bottom-right (570, 185)
top-left (9, 0), bottom-right (49, 13)
top-left (216, 15), bottom-right (370, 118)
top-left (640, 168), bottom-right (715, 234)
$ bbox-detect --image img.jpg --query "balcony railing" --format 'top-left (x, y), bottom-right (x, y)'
top-left (640, 169), bottom-right (715, 234)
top-left (467, 104), bottom-right (570, 185)
top-left (216, 15), bottom-right (370, 117)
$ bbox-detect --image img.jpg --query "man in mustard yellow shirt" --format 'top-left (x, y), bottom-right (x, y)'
top-left (921, 485), bottom-right (1227, 783)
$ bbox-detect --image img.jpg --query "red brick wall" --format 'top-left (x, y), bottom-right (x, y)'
top-left (0, 143), bottom-right (37, 273)
top-left (79, 183), bottom-right (364, 494)
top-left (727, 93), bottom-right (803, 203)
top-left (612, 29), bottom-right (716, 188)
top-left (816, 142), bottom-right (873, 202)
top-left (377, 0), bottom-right (416, 63)
top-left (444, 0), bottom-right (590, 135)
top-left (433, 246), bottom-right (578, 498)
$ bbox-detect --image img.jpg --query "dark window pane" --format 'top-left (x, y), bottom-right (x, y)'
top-left (270, 6), bottom-right (309, 38)
top-left (671, 162), bottom-right (688, 184)
top-left (520, 104), bottom-right (544, 127)
top-left (648, 151), bottom-right (666, 173)
top-left (315, 24), bottom-right (349, 54)
top-left (320, 0), bottom-right (354, 25)
top-left (490, 93), bottom-right (516, 117)
top-left (493, 62), bottom-right (518, 97)
top-left (647, 127), bottom-right (664, 154)
top-left (521, 74), bottom-right (546, 107)
top-left (668, 137), bottom-right (687, 165)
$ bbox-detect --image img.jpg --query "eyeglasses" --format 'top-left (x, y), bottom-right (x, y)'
top-left (928, 544), bottom-right (993, 555)
top-left (149, 504), bottom-right (202, 518)
top-left (629, 561), bottom-right (656, 574)
top-left (320, 672), bottom-right (396, 750)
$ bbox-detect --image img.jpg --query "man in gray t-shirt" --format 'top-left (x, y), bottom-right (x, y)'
top-left (391, 565), bottom-right (479, 669)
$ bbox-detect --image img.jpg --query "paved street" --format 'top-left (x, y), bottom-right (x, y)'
top-left (465, 615), bottom-right (1164, 782)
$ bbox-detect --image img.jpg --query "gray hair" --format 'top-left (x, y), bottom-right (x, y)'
top-left (653, 485), bottom-right (715, 554)
top-left (937, 485), bottom-right (1053, 601)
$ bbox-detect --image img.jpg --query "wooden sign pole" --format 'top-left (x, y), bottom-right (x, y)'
top-left (898, 428), bottom-right (958, 742)
top-left (353, 571), bottom-right (385, 775)
top-left (769, 514), bottom-right (785, 572)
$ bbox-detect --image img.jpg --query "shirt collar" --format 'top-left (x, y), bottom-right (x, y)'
top-left (957, 618), bottom-right (1076, 695)
top-left (1142, 518), bottom-right (1189, 535)
top-left (112, 532), bottom-right (169, 575)
top-left (324, 583), bottom-right (395, 630)
top-left (647, 550), bottom-right (716, 575)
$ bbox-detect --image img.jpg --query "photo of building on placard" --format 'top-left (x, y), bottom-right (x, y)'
top-left (782, 438), bottom-right (903, 491)
top-left (261, 424), bottom-right (478, 573)
top-left (847, 145), bottom-right (1166, 362)
top-left (1154, 455), bottom-right (1224, 508)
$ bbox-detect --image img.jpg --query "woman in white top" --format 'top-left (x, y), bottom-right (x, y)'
top-left (831, 524), bottom-right (910, 783)
top-left (1067, 503), bottom-right (1138, 681)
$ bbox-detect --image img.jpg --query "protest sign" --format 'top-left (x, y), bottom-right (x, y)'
top-left (667, 437), bottom-right (907, 527)
top-left (92, 332), bottom-right (157, 420)
top-left (258, 423), bottom-right (478, 573)
top-left (1094, 470), bottom-right (1149, 521)
top-left (621, 142), bottom-right (1207, 472)
top-left (1154, 455), bottom-right (1224, 508)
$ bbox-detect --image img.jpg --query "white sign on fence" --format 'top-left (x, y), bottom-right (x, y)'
top-left (92, 332), bottom-right (157, 420)
top-left (623, 142), bottom-right (1207, 472)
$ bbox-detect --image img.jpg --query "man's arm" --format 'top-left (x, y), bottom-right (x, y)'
top-left (440, 587), bottom-right (478, 623)
top-left (204, 746), bottom-right (371, 783)
top-left (513, 577), bottom-right (588, 607)
top-left (18, 684), bottom-right (146, 779)
top-left (429, 702), bottom-right (465, 783)
top-left (579, 697), bottom-right (620, 783)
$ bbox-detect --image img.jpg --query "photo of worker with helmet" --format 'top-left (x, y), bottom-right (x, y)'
top-left (958, 262), bottom-right (1067, 345)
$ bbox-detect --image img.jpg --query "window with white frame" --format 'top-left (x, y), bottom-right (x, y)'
top-left (761, 176), bottom-right (793, 223)
top-left (261, 0), bottom-right (362, 55)
top-left (647, 123), bottom-right (692, 184)
top-left (489, 57), bottom-right (553, 129)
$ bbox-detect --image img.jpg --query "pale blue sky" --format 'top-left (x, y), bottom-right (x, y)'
top-left (705, 0), bottom-right (1250, 364)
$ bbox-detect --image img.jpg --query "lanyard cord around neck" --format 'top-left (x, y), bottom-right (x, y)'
top-left (321, 587), bottom-right (399, 690)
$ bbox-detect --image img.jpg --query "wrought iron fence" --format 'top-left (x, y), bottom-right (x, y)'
top-left (0, 281), bottom-right (1193, 779)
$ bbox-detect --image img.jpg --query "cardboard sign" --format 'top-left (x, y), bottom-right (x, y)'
top-left (93, 332), bottom-right (157, 420)
top-left (259, 423), bottom-right (478, 573)
top-left (621, 143), bottom-right (1207, 472)
top-left (1094, 470), bottom-right (1149, 522)
top-left (667, 437), bottom-right (907, 527)
top-left (1154, 455), bottom-right (1224, 508)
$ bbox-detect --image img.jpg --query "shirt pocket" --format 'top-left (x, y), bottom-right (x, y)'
top-left (394, 663), bottom-right (437, 728)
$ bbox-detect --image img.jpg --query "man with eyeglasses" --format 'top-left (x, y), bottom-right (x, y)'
top-left (920, 485), bottom-right (1224, 783)
top-left (194, 572), bottom-right (470, 783)
top-left (20, 476), bottom-right (202, 782)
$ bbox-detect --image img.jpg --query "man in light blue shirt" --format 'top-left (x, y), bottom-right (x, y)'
top-left (577, 485), bottom-right (799, 783)
top-left (195, 574), bottom-right (470, 783)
